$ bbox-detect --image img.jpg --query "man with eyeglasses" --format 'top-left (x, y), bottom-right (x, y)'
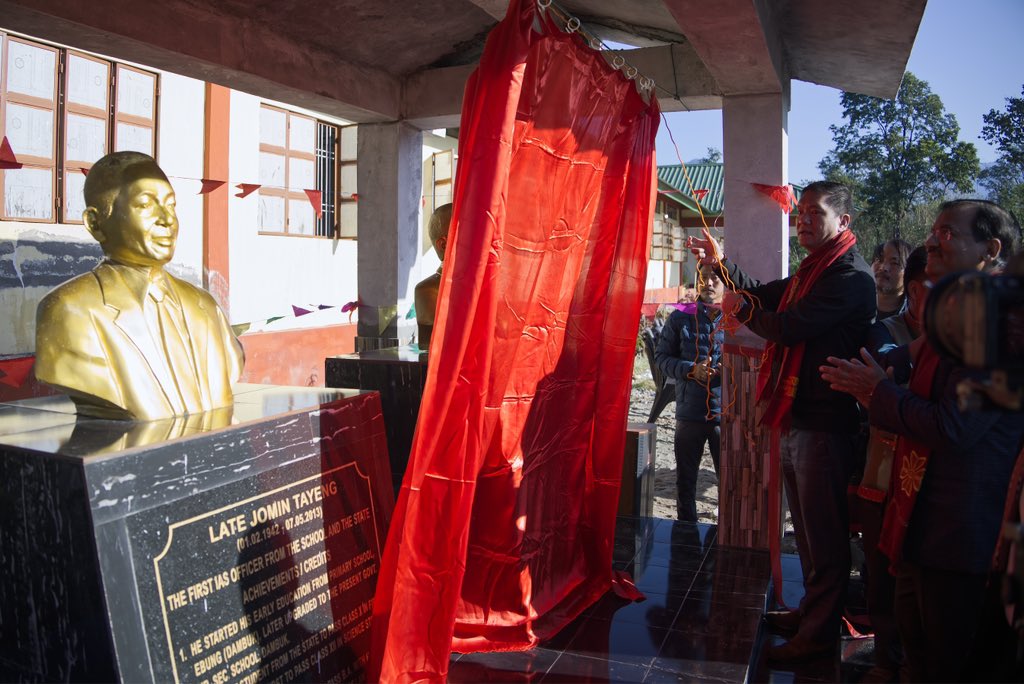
top-left (821, 199), bottom-right (1024, 681)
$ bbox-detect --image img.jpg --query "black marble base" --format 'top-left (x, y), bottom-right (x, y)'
top-left (325, 348), bottom-right (427, 491)
top-left (0, 385), bottom-right (394, 683)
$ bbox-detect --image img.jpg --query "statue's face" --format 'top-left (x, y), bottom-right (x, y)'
top-left (100, 169), bottom-right (178, 267)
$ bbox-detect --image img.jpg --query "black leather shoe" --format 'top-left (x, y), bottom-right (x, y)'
top-left (763, 609), bottom-right (801, 635)
top-left (765, 636), bottom-right (835, 665)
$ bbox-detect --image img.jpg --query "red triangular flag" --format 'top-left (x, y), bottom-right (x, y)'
top-left (199, 179), bottom-right (226, 195)
top-left (292, 305), bottom-right (312, 317)
top-left (0, 136), bottom-right (24, 170)
top-left (79, 167), bottom-right (89, 176)
top-left (0, 356), bottom-right (35, 388)
top-left (693, 188), bottom-right (709, 202)
top-left (751, 182), bottom-right (797, 213)
top-left (235, 183), bottom-right (261, 198)
top-left (303, 189), bottom-right (323, 219)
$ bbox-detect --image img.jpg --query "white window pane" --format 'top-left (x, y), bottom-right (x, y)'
top-left (67, 55), bottom-right (108, 109)
top-left (289, 116), bottom-right (315, 154)
top-left (65, 171), bottom-right (87, 223)
top-left (258, 194), bottom-right (285, 230)
top-left (339, 126), bottom-right (357, 160)
top-left (259, 152), bottom-right (285, 187)
top-left (289, 198), bottom-right (315, 235)
top-left (260, 107), bottom-right (286, 147)
top-left (340, 164), bottom-right (358, 195)
top-left (116, 67), bottom-right (155, 119)
top-left (434, 151), bottom-right (452, 181)
top-left (338, 203), bottom-right (357, 238)
top-left (288, 158), bottom-right (315, 191)
top-left (115, 123), bottom-right (153, 155)
top-left (6, 103), bottom-right (54, 159)
top-left (6, 41), bottom-right (55, 100)
top-left (4, 167), bottom-right (53, 220)
top-left (66, 114), bottom-right (107, 163)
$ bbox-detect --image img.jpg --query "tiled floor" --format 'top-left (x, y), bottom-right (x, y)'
top-left (447, 516), bottom-right (875, 683)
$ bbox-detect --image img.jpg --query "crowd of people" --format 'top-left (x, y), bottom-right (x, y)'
top-left (652, 182), bottom-right (1023, 681)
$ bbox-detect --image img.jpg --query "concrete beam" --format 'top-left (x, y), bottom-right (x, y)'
top-left (402, 42), bottom-right (722, 130)
top-left (661, 0), bottom-right (786, 95)
top-left (0, 0), bottom-right (402, 123)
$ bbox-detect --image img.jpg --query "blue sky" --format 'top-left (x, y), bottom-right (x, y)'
top-left (654, 0), bottom-right (1024, 185)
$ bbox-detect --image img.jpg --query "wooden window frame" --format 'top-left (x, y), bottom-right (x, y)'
top-left (0, 34), bottom-right (158, 224)
top-left (259, 105), bottom-right (352, 240)
top-left (0, 34), bottom-right (59, 223)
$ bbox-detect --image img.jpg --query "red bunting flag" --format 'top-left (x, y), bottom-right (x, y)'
top-left (304, 189), bottom-right (323, 218)
top-left (0, 356), bottom-right (35, 388)
top-left (751, 182), bottom-right (797, 213)
top-left (692, 188), bottom-right (709, 202)
top-left (235, 183), bottom-right (261, 198)
top-left (199, 179), bottom-right (226, 195)
top-left (291, 305), bottom-right (312, 317)
top-left (79, 167), bottom-right (89, 176)
top-left (0, 136), bottom-right (23, 170)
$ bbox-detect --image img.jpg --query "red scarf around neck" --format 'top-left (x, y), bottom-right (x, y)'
top-left (756, 229), bottom-right (857, 428)
top-left (878, 341), bottom-right (942, 565)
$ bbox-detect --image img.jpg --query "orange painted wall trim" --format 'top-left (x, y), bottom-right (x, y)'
top-left (239, 324), bottom-right (358, 387)
top-left (203, 83), bottom-right (231, 312)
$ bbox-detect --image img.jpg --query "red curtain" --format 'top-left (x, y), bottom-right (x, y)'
top-left (370, 0), bottom-right (659, 680)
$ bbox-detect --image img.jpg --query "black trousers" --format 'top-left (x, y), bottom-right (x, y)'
top-left (674, 420), bottom-right (720, 524)
top-left (860, 498), bottom-right (900, 669)
top-left (893, 561), bottom-right (987, 682)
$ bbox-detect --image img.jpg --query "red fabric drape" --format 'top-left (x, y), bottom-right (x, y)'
top-left (370, 1), bottom-right (659, 680)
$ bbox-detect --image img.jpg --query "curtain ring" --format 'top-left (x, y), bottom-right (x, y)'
top-left (537, 0), bottom-right (552, 9)
top-left (590, 38), bottom-right (602, 51)
top-left (612, 55), bottom-right (625, 69)
top-left (566, 17), bottom-right (581, 33)
top-left (625, 66), bottom-right (638, 79)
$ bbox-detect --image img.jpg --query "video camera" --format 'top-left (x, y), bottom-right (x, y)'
top-left (924, 256), bottom-right (1024, 411)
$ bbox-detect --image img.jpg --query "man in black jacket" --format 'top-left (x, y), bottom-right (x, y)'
top-left (689, 181), bottom-right (876, 663)
top-left (654, 264), bottom-right (725, 524)
top-left (821, 199), bottom-right (1024, 681)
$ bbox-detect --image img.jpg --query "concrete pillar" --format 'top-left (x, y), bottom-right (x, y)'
top-left (722, 90), bottom-right (790, 280)
top-left (355, 122), bottom-right (422, 351)
top-left (718, 89), bottom-right (790, 549)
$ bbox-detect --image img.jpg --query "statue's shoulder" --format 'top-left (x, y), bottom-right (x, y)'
top-left (38, 269), bottom-right (103, 314)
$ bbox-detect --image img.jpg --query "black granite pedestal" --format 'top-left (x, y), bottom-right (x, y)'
top-left (325, 347), bottom-right (427, 491)
top-left (0, 385), bottom-right (394, 683)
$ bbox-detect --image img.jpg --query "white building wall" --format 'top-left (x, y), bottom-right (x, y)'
top-left (227, 90), bottom-right (358, 330)
top-left (0, 69), bottom-right (205, 356)
top-left (158, 73), bottom-right (205, 287)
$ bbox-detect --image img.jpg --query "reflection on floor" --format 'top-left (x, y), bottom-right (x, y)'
top-left (447, 516), bottom-right (874, 683)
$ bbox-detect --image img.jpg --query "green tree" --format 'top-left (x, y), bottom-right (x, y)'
top-left (979, 85), bottom-right (1024, 220)
top-left (693, 147), bottom-right (721, 164)
top-left (819, 72), bottom-right (979, 247)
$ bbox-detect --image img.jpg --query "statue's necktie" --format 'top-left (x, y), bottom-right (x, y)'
top-left (148, 274), bottom-right (203, 413)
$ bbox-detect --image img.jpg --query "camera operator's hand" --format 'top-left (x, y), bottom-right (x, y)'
top-left (820, 348), bottom-right (893, 408)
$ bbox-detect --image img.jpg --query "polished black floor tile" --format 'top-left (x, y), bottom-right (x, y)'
top-left (448, 647), bottom-right (560, 682)
top-left (585, 592), bottom-right (680, 630)
top-left (644, 660), bottom-right (748, 683)
top-left (650, 520), bottom-right (717, 547)
top-left (562, 618), bottom-right (670, 668)
top-left (629, 558), bottom-right (699, 596)
top-left (540, 652), bottom-right (650, 682)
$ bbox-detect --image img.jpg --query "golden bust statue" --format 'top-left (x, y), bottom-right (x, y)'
top-left (34, 151), bottom-right (244, 421)
top-left (414, 203), bottom-right (452, 350)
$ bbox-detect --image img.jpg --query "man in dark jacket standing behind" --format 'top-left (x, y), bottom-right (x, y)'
top-left (655, 264), bottom-right (725, 524)
top-left (688, 181), bottom-right (876, 663)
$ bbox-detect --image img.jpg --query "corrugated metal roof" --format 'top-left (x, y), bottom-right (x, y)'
top-left (658, 163), bottom-right (807, 216)
top-left (658, 164), bottom-right (725, 214)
